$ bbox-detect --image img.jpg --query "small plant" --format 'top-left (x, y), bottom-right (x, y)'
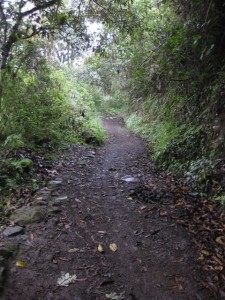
top-left (82, 115), bottom-right (107, 144)
top-left (184, 158), bottom-right (215, 191)
top-left (11, 158), bottom-right (33, 172)
top-left (4, 134), bottom-right (24, 149)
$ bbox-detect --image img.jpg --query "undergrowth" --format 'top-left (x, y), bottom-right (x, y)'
top-left (125, 92), bottom-right (222, 194)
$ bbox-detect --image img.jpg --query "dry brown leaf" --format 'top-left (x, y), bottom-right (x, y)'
top-left (58, 257), bottom-right (71, 261)
top-left (140, 206), bottom-right (147, 210)
top-left (212, 255), bottom-right (223, 266)
top-left (172, 277), bottom-right (184, 291)
top-left (197, 256), bottom-right (205, 261)
top-left (109, 243), bottom-right (118, 252)
top-left (217, 253), bottom-right (224, 261)
top-left (147, 207), bottom-right (157, 212)
top-left (214, 266), bottom-right (223, 271)
top-left (159, 209), bottom-right (168, 216)
top-left (207, 204), bottom-right (214, 212)
top-left (216, 236), bottom-right (225, 245)
top-left (202, 281), bottom-right (218, 292)
top-left (201, 250), bottom-right (210, 256)
top-left (98, 244), bottom-right (104, 253)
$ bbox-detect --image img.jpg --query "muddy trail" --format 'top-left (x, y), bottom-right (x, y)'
top-left (1, 117), bottom-right (212, 300)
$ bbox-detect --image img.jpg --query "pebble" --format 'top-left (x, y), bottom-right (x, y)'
top-left (3, 226), bottom-right (24, 237)
top-left (121, 175), bottom-right (140, 183)
top-left (48, 207), bottom-right (62, 214)
top-left (48, 180), bottom-right (62, 189)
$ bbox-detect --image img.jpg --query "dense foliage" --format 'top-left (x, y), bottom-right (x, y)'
top-left (82, 0), bottom-right (225, 192)
top-left (1, 0), bottom-right (225, 196)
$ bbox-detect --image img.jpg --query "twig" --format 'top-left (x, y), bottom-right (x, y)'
top-left (205, 0), bottom-right (213, 24)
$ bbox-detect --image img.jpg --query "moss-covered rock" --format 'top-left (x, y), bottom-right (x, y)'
top-left (10, 206), bottom-right (45, 225)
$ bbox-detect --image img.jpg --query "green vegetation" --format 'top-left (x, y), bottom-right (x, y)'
top-left (79, 0), bottom-right (225, 193)
top-left (1, 0), bottom-right (225, 197)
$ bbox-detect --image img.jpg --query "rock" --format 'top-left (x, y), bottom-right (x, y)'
top-left (35, 200), bottom-right (47, 206)
top-left (51, 196), bottom-right (69, 206)
top-left (0, 247), bottom-right (13, 259)
top-left (36, 188), bottom-right (51, 200)
top-left (48, 180), bottom-right (62, 189)
top-left (0, 257), bottom-right (4, 264)
top-left (3, 226), bottom-right (24, 237)
top-left (121, 175), bottom-right (140, 183)
top-left (10, 207), bottom-right (45, 225)
top-left (51, 191), bottom-right (59, 197)
top-left (86, 152), bottom-right (95, 158)
top-left (48, 218), bottom-right (59, 226)
top-left (48, 207), bottom-right (62, 214)
top-left (46, 254), bottom-right (54, 261)
top-left (77, 160), bottom-right (87, 167)
top-left (0, 266), bottom-right (5, 288)
top-left (0, 243), bottom-right (18, 255)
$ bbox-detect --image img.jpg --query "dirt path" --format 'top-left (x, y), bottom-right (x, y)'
top-left (2, 117), bottom-right (212, 299)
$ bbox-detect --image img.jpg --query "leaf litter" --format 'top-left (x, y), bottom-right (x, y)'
top-left (109, 243), bottom-right (118, 252)
top-left (105, 292), bottom-right (125, 299)
top-left (57, 272), bottom-right (77, 287)
top-left (16, 261), bottom-right (28, 268)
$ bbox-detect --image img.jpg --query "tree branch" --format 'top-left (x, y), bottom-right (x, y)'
top-left (21, 0), bottom-right (61, 18)
top-left (0, 1), bottom-right (8, 45)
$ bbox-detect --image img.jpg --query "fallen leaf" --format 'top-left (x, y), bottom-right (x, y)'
top-left (216, 236), bottom-right (225, 245)
top-left (57, 272), bottom-right (77, 286)
top-left (197, 256), bottom-right (205, 261)
top-left (147, 207), bottom-right (157, 212)
top-left (216, 253), bottom-right (224, 261)
top-left (109, 243), bottom-right (118, 252)
top-left (105, 292), bottom-right (124, 299)
top-left (207, 204), bottom-right (214, 212)
top-left (140, 206), bottom-right (147, 210)
top-left (68, 248), bottom-right (80, 253)
top-left (58, 257), bottom-right (71, 262)
top-left (36, 197), bottom-right (43, 201)
top-left (172, 277), bottom-right (184, 291)
top-left (65, 224), bottom-right (71, 229)
top-left (201, 250), bottom-right (210, 256)
top-left (159, 209), bottom-right (168, 216)
top-left (74, 198), bottom-right (81, 203)
top-left (16, 261), bottom-right (28, 268)
top-left (202, 281), bottom-right (218, 292)
top-left (98, 244), bottom-right (104, 253)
